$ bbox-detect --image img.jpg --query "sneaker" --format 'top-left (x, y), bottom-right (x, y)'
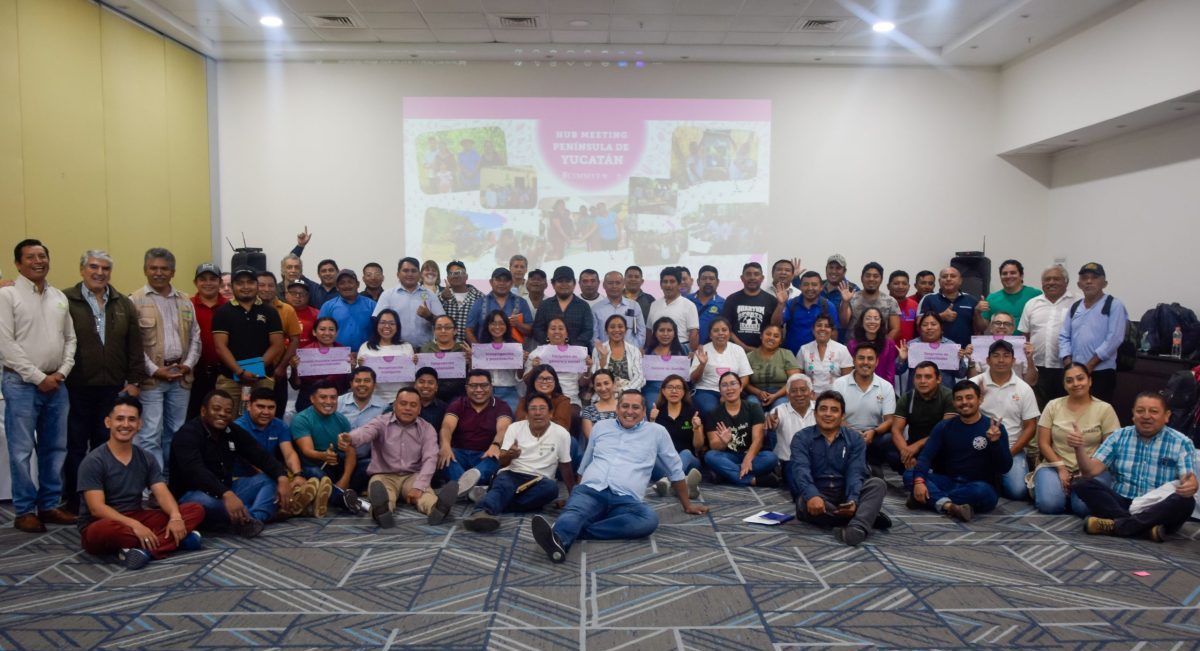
top-left (652, 477), bottom-right (670, 497)
top-left (428, 481), bottom-right (458, 525)
top-left (290, 479), bottom-right (318, 516)
top-left (463, 510), bottom-right (500, 533)
top-left (234, 518), bottom-right (265, 538)
top-left (686, 468), bottom-right (702, 500)
top-left (1143, 525), bottom-right (1166, 543)
top-left (1085, 516), bottom-right (1116, 536)
top-left (872, 512), bottom-right (894, 530)
top-left (368, 482), bottom-right (395, 529)
top-left (467, 486), bottom-right (488, 504)
top-left (457, 468), bottom-right (481, 498)
top-left (835, 525), bottom-right (867, 547)
top-left (340, 489), bottom-right (363, 515)
top-left (178, 531), bottom-right (203, 552)
top-left (944, 503), bottom-right (973, 523)
top-left (313, 477), bottom-right (333, 518)
top-left (531, 515), bottom-right (566, 563)
top-left (120, 548), bottom-right (152, 570)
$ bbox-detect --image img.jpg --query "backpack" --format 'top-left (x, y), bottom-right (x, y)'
top-left (1069, 295), bottom-right (1138, 372)
top-left (1137, 302), bottom-right (1200, 357)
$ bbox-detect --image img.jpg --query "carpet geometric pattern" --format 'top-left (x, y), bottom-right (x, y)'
top-left (2, 482), bottom-right (1200, 650)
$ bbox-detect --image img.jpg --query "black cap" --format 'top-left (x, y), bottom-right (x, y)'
top-left (1078, 262), bottom-right (1106, 277)
top-left (491, 267), bottom-right (513, 280)
top-left (231, 267), bottom-right (257, 280)
top-left (552, 266), bottom-right (575, 282)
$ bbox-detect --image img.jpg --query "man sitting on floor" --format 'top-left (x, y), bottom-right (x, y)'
top-left (530, 390), bottom-right (708, 563)
top-left (78, 396), bottom-right (205, 569)
top-left (463, 394), bottom-right (576, 533)
top-left (791, 390), bottom-right (891, 546)
top-left (338, 387), bottom-right (458, 528)
top-left (906, 380), bottom-right (1012, 522)
top-left (170, 390), bottom-right (293, 538)
top-left (1073, 391), bottom-right (1198, 542)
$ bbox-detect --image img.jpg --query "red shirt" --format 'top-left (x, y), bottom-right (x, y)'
top-left (191, 294), bottom-right (228, 366)
top-left (294, 305), bottom-right (320, 348)
top-left (895, 295), bottom-right (920, 344)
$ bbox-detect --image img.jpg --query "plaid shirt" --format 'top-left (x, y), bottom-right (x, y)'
top-left (440, 286), bottom-right (484, 344)
top-left (1093, 426), bottom-right (1196, 499)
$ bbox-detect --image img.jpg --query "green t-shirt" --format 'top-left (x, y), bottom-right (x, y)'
top-left (291, 407), bottom-right (352, 468)
top-left (981, 285), bottom-right (1042, 332)
top-left (746, 348), bottom-right (800, 392)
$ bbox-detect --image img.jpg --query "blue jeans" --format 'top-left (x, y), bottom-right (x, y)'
top-left (1034, 468), bottom-right (1108, 516)
top-left (2, 374), bottom-right (68, 514)
top-left (493, 386), bottom-right (520, 413)
top-left (905, 470), bottom-right (998, 513)
top-left (552, 484), bottom-right (658, 548)
top-left (650, 449), bottom-right (701, 481)
top-left (180, 474), bottom-right (277, 527)
top-left (136, 380), bottom-right (190, 477)
top-left (1001, 453), bottom-right (1029, 500)
top-left (704, 449), bottom-right (779, 486)
top-left (474, 470), bottom-right (559, 515)
top-left (443, 448), bottom-right (499, 484)
top-left (642, 381), bottom-right (662, 416)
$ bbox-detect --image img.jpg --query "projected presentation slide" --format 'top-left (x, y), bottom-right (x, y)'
top-left (404, 97), bottom-right (771, 289)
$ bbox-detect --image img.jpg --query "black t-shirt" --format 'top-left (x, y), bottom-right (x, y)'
top-left (211, 300), bottom-right (283, 367)
top-left (655, 404), bottom-right (700, 454)
top-left (704, 400), bottom-right (766, 453)
top-left (77, 444), bottom-right (162, 531)
top-left (722, 290), bottom-right (779, 349)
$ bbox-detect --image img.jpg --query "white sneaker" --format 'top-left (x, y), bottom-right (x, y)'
top-left (458, 468), bottom-right (482, 498)
top-left (686, 468), bottom-right (702, 500)
top-left (468, 486), bottom-right (488, 503)
top-left (652, 477), bottom-right (670, 497)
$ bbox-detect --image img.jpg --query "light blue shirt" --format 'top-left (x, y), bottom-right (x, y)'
top-left (591, 297), bottom-right (646, 348)
top-left (82, 286), bottom-right (111, 345)
top-left (577, 418), bottom-right (684, 500)
top-left (373, 285), bottom-right (445, 348)
top-left (1057, 293), bottom-right (1128, 372)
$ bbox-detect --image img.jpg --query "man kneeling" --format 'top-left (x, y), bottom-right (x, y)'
top-left (337, 387), bottom-right (458, 527)
top-left (530, 390), bottom-right (708, 563)
top-left (463, 394), bottom-right (576, 533)
top-left (80, 396), bottom-right (205, 569)
top-left (791, 390), bottom-right (891, 546)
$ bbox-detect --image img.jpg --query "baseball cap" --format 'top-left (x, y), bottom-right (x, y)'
top-left (1078, 262), bottom-right (1106, 277)
top-left (194, 262), bottom-right (221, 279)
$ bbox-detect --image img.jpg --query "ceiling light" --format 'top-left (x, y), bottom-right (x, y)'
top-left (259, 15), bottom-right (283, 27)
top-left (872, 21), bottom-right (895, 33)
top-left (568, 19), bottom-right (590, 27)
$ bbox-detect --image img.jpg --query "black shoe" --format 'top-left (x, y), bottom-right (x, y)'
top-left (873, 512), bottom-right (893, 530)
top-left (531, 515), bottom-right (566, 563)
top-left (234, 518), bottom-right (265, 538)
top-left (368, 482), bottom-right (395, 529)
top-left (463, 510), bottom-right (500, 533)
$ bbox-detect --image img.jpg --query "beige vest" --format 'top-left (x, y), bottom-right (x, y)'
top-left (129, 287), bottom-right (196, 389)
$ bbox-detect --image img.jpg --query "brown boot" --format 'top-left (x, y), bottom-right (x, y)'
top-left (38, 508), bottom-right (78, 525)
top-left (14, 513), bottom-right (46, 533)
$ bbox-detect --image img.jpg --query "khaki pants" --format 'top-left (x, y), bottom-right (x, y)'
top-left (370, 473), bottom-right (438, 515)
top-left (214, 376), bottom-right (275, 414)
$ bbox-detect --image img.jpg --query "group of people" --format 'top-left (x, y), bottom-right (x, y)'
top-left (1, 231), bottom-right (1194, 572)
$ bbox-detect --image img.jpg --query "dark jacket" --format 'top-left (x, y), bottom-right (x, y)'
top-left (64, 283), bottom-right (147, 388)
top-left (169, 417), bottom-right (286, 498)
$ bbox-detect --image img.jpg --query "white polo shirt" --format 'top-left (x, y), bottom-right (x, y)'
top-left (971, 371), bottom-right (1040, 447)
top-left (1017, 291), bottom-right (1078, 368)
top-left (771, 401), bottom-right (815, 461)
top-left (831, 373), bottom-right (896, 434)
top-left (647, 296), bottom-right (699, 345)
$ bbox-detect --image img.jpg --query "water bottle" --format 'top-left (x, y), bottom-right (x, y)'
top-left (1172, 326), bottom-right (1183, 358)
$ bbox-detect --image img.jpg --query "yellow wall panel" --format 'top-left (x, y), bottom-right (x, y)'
top-left (164, 40), bottom-right (212, 279)
top-left (0, 0), bottom-right (26, 258)
top-left (101, 9), bottom-right (170, 292)
top-left (17, 0), bottom-right (108, 289)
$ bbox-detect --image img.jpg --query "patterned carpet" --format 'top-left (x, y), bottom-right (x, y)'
top-left (2, 481), bottom-right (1200, 650)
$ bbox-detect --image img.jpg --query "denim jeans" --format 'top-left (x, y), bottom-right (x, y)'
top-left (705, 449), bottom-right (779, 486)
top-left (443, 448), bottom-right (500, 484)
top-left (2, 373), bottom-right (69, 515)
top-left (552, 484), bottom-right (658, 548)
top-left (493, 386), bottom-right (520, 413)
top-left (136, 380), bottom-right (190, 477)
top-left (1033, 468), bottom-right (1108, 516)
top-left (180, 474), bottom-right (278, 527)
top-left (904, 470), bottom-right (999, 513)
top-left (642, 381), bottom-right (662, 416)
top-left (474, 470), bottom-right (559, 515)
top-left (650, 449), bottom-right (701, 482)
top-left (1000, 453), bottom-right (1029, 500)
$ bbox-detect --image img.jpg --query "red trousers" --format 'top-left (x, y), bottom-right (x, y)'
top-left (80, 503), bottom-right (206, 559)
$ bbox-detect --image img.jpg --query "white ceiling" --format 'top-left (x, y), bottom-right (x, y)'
top-left (116, 0), bottom-right (1134, 66)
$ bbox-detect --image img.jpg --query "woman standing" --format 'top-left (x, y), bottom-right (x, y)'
top-left (690, 317), bottom-right (753, 416)
top-left (354, 309), bottom-right (413, 404)
top-left (797, 315), bottom-right (852, 394)
top-left (595, 314), bottom-right (645, 392)
top-left (745, 323), bottom-right (800, 409)
top-left (1033, 363), bottom-right (1119, 515)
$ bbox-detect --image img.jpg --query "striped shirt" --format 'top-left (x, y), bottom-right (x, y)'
top-left (1092, 426), bottom-right (1196, 499)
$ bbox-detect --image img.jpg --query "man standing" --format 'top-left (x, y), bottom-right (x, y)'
top-left (623, 265), bottom-right (654, 321)
top-left (532, 267), bottom-right (594, 349)
top-left (578, 269), bottom-right (604, 308)
top-left (820, 255), bottom-right (859, 341)
top-left (1058, 262), bottom-right (1127, 403)
top-left (971, 340), bottom-right (1040, 500)
top-left (189, 263), bottom-right (227, 419)
top-left (772, 271), bottom-right (838, 354)
top-left (842, 262), bottom-right (901, 339)
top-left (723, 262), bottom-right (779, 350)
top-left (373, 257), bottom-right (444, 349)
top-left (292, 381), bottom-right (366, 514)
top-left (438, 370), bottom-right (513, 488)
top-left (646, 267), bottom-right (700, 352)
top-left (975, 259), bottom-right (1042, 334)
top-left (1073, 392), bottom-right (1197, 542)
top-left (77, 396), bottom-right (204, 569)
top-left (360, 262), bottom-right (386, 302)
top-left (908, 381), bottom-right (1012, 522)
top-left (917, 267), bottom-right (978, 347)
top-left (211, 267), bottom-right (286, 414)
top-left (438, 261), bottom-right (483, 344)
top-left (129, 248), bottom-right (201, 479)
top-left (1019, 265), bottom-right (1078, 404)
top-left (689, 265), bottom-right (725, 346)
top-left (831, 343), bottom-right (896, 473)
top-left (591, 271), bottom-right (645, 349)
top-left (171, 390), bottom-right (292, 537)
top-left (888, 270), bottom-right (919, 344)
top-left (0, 239), bottom-right (78, 532)
top-left (63, 250), bottom-right (146, 514)
top-left (466, 267), bottom-right (533, 344)
top-left (530, 391), bottom-right (708, 563)
top-left (791, 390), bottom-right (890, 546)
top-left (318, 269), bottom-right (377, 351)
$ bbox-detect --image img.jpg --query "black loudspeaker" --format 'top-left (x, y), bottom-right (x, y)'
top-left (951, 253), bottom-right (990, 297)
